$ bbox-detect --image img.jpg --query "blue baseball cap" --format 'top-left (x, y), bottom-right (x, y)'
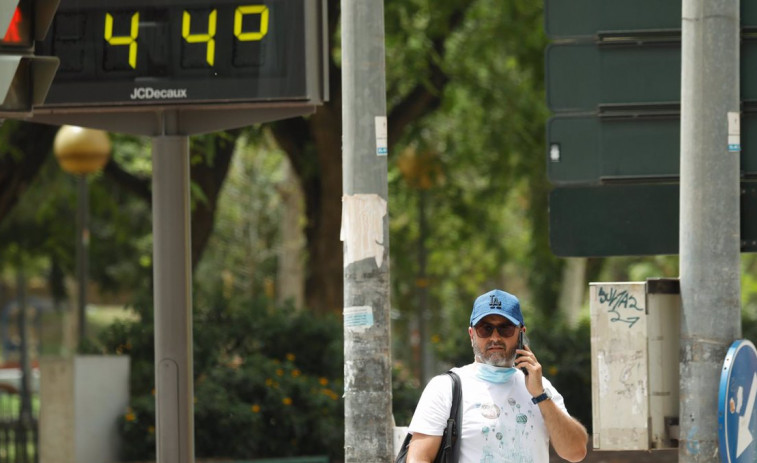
top-left (470, 289), bottom-right (524, 327)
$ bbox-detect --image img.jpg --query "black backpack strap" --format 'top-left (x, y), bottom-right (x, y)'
top-left (442, 370), bottom-right (462, 462)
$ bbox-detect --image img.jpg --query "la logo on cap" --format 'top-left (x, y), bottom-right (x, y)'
top-left (489, 295), bottom-right (502, 309)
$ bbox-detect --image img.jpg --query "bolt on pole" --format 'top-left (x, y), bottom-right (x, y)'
top-left (679, 0), bottom-right (742, 461)
top-left (340, 0), bottom-right (393, 461)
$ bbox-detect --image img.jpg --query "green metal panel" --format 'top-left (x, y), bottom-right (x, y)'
top-left (744, 115), bottom-right (757, 175)
top-left (547, 115), bottom-right (680, 184)
top-left (545, 0), bottom-right (756, 39)
top-left (742, 184), bottom-right (757, 250)
top-left (741, 40), bottom-right (757, 103)
top-left (546, 42), bottom-right (680, 113)
top-left (549, 182), bottom-right (757, 257)
top-left (549, 184), bottom-right (679, 257)
top-left (548, 41), bottom-right (757, 112)
top-left (747, 3), bottom-right (757, 30)
top-left (548, 114), bottom-right (757, 184)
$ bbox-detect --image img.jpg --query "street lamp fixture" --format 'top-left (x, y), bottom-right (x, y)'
top-left (54, 125), bottom-right (112, 175)
top-left (53, 125), bottom-right (111, 347)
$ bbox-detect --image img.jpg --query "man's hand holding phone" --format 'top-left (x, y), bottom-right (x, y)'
top-left (516, 330), bottom-right (529, 376)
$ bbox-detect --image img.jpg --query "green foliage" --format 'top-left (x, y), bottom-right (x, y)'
top-left (386, 0), bottom-right (563, 364)
top-left (93, 282), bottom-right (348, 461)
top-left (392, 362), bottom-right (424, 426)
top-left (193, 131), bottom-right (287, 299)
top-left (0, 155), bottom-right (76, 275)
top-left (742, 255), bottom-right (757, 341)
top-left (0, 141), bottom-right (153, 297)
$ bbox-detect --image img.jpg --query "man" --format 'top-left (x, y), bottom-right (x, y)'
top-left (406, 289), bottom-right (588, 463)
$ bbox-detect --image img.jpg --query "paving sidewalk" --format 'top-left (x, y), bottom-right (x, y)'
top-left (551, 448), bottom-right (678, 462)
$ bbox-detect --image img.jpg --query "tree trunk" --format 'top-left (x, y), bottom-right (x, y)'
top-left (103, 130), bottom-right (240, 270)
top-left (271, 104), bottom-right (344, 316)
top-left (558, 257), bottom-right (587, 327)
top-left (304, 104), bottom-right (344, 316)
top-left (276, 160), bottom-right (305, 309)
top-left (188, 130), bottom-right (240, 268)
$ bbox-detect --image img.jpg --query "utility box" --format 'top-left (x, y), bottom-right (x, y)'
top-left (39, 355), bottom-right (130, 463)
top-left (590, 278), bottom-right (680, 450)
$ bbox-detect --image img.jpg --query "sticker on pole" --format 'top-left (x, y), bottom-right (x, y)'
top-left (719, 339), bottom-right (757, 463)
top-left (375, 116), bottom-right (388, 156)
top-left (728, 112), bottom-right (741, 152)
top-left (344, 306), bottom-right (374, 332)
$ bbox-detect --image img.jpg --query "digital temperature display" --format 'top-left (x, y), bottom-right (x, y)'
top-left (35, 0), bottom-right (325, 108)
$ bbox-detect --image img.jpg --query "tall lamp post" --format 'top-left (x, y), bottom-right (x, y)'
top-left (53, 125), bottom-right (111, 347)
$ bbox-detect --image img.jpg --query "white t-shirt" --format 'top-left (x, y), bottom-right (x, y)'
top-left (408, 363), bottom-right (570, 463)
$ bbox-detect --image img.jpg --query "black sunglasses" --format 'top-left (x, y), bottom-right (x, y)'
top-left (474, 322), bottom-right (518, 338)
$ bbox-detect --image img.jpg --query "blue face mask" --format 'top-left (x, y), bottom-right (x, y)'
top-left (475, 363), bottom-right (517, 383)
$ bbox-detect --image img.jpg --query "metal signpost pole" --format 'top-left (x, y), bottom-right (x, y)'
top-left (679, 0), bottom-right (742, 461)
top-left (341, 0), bottom-right (392, 461)
top-left (75, 175), bottom-right (88, 342)
top-left (151, 120), bottom-right (194, 463)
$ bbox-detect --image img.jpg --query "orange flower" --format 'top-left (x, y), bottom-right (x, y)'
top-left (322, 389), bottom-right (339, 400)
top-left (282, 397), bottom-right (293, 406)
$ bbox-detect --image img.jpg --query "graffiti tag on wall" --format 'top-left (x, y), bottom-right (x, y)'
top-left (597, 286), bottom-right (645, 328)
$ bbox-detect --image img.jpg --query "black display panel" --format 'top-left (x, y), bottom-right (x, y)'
top-left (35, 0), bottom-right (317, 108)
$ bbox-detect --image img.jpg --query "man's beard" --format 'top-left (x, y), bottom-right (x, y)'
top-left (472, 339), bottom-right (517, 367)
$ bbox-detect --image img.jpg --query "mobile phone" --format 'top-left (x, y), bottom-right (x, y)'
top-left (516, 330), bottom-right (529, 376)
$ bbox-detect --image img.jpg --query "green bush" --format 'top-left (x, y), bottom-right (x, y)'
top-left (391, 362), bottom-right (423, 427)
top-left (94, 289), bottom-right (346, 461)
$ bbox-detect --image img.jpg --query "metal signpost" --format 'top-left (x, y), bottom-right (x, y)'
top-left (719, 340), bottom-right (757, 463)
top-left (1, 1), bottom-right (329, 461)
top-left (340, 0), bottom-right (392, 460)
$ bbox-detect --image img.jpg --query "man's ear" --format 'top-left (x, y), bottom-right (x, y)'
top-left (468, 326), bottom-right (475, 341)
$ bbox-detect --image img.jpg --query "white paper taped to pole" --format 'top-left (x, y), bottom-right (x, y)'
top-left (728, 111), bottom-right (741, 152)
top-left (340, 194), bottom-right (387, 268)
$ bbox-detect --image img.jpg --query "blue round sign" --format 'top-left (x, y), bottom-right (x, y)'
top-left (719, 339), bottom-right (757, 463)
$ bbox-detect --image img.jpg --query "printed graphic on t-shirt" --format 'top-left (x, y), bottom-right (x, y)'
top-left (475, 397), bottom-right (536, 463)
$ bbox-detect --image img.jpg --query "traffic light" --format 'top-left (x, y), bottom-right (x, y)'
top-left (0, 0), bottom-right (58, 114)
